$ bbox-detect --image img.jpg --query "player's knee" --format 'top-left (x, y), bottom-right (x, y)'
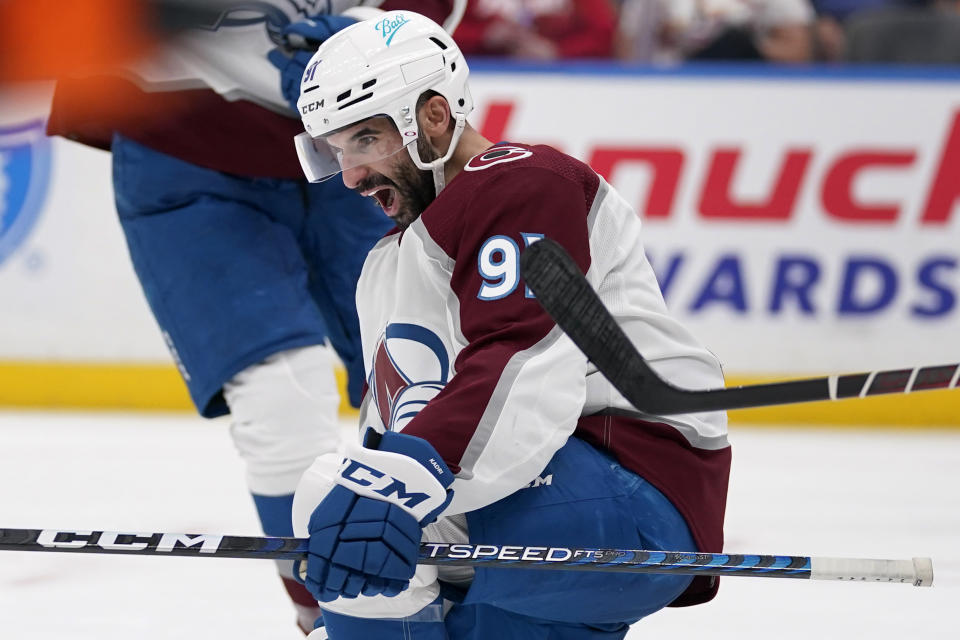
top-left (321, 599), bottom-right (446, 639)
top-left (224, 344), bottom-right (344, 495)
top-left (318, 566), bottom-right (442, 620)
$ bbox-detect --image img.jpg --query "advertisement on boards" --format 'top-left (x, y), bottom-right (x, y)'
top-left (467, 68), bottom-right (959, 375)
top-left (0, 68), bottom-right (957, 419)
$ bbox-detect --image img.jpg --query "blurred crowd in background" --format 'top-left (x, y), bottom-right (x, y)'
top-left (2, 0), bottom-right (959, 84)
top-left (455, 0), bottom-right (960, 64)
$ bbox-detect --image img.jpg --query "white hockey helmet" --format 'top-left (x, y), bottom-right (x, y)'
top-left (294, 11), bottom-right (473, 191)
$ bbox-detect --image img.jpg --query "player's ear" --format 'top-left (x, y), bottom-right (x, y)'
top-left (418, 94), bottom-right (452, 138)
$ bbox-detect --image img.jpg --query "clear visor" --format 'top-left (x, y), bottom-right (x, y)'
top-left (295, 116), bottom-right (418, 183)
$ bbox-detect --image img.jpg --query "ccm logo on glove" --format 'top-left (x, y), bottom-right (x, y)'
top-left (332, 430), bottom-right (454, 523)
top-left (297, 430), bottom-right (455, 603)
top-left (339, 459), bottom-right (435, 509)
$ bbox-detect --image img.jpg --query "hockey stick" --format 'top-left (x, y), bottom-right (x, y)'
top-left (0, 528), bottom-right (933, 586)
top-left (519, 238), bottom-right (959, 415)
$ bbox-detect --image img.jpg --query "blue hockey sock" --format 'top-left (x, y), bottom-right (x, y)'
top-left (252, 492), bottom-right (296, 536)
top-left (252, 493), bottom-right (323, 634)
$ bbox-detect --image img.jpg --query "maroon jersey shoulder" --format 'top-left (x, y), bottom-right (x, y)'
top-left (47, 76), bottom-right (305, 178)
top-left (421, 143), bottom-right (600, 259)
top-left (460, 143), bottom-right (598, 194)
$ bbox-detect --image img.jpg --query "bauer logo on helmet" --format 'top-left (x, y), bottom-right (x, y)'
top-left (292, 11), bottom-right (474, 185)
top-left (375, 13), bottom-right (412, 46)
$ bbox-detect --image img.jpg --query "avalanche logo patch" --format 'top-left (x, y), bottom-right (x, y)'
top-left (464, 146), bottom-right (533, 171)
top-left (371, 323), bottom-right (449, 431)
top-left (0, 120), bottom-right (51, 267)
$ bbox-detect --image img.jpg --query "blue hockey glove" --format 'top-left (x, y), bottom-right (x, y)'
top-left (302, 430), bottom-right (454, 603)
top-left (267, 16), bottom-right (357, 114)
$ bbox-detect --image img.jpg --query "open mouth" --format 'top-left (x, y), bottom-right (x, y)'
top-left (365, 185), bottom-right (399, 218)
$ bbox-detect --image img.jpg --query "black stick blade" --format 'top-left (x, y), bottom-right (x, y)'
top-left (521, 238), bottom-right (959, 414)
top-left (520, 238), bottom-right (833, 414)
top-left (520, 238), bottom-right (666, 412)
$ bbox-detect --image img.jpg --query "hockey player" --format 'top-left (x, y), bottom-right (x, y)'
top-left (45, 1), bottom-right (460, 635)
top-left (287, 10), bottom-right (733, 639)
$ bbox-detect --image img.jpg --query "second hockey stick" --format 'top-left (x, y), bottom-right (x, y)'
top-left (519, 237), bottom-right (959, 415)
top-left (0, 528), bottom-right (933, 586)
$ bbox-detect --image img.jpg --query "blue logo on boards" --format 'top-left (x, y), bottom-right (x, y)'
top-left (0, 120), bottom-right (51, 266)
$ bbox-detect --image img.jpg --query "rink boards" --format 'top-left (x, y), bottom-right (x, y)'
top-left (0, 65), bottom-right (957, 425)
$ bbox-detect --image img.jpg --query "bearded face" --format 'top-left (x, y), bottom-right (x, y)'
top-left (325, 117), bottom-right (441, 230)
top-left (354, 137), bottom-right (438, 230)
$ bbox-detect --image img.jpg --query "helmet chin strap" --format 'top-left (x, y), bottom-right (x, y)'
top-left (407, 113), bottom-right (467, 195)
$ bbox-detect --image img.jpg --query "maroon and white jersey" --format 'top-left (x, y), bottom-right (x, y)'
top-left (123, 0), bottom-right (386, 114)
top-left (46, 0), bottom-right (455, 178)
top-left (356, 143), bottom-right (731, 605)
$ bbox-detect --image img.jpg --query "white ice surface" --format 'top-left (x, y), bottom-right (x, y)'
top-left (0, 411), bottom-right (957, 639)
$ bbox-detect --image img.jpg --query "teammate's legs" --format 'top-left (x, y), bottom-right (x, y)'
top-left (300, 178), bottom-right (394, 406)
top-left (112, 134), bottom-right (334, 418)
top-left (263, 164), bottom-right (390, 632)
top-left (224, 345), bottom-right (343, 632)
top-left (112, 134), bottom-right (350, 632)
